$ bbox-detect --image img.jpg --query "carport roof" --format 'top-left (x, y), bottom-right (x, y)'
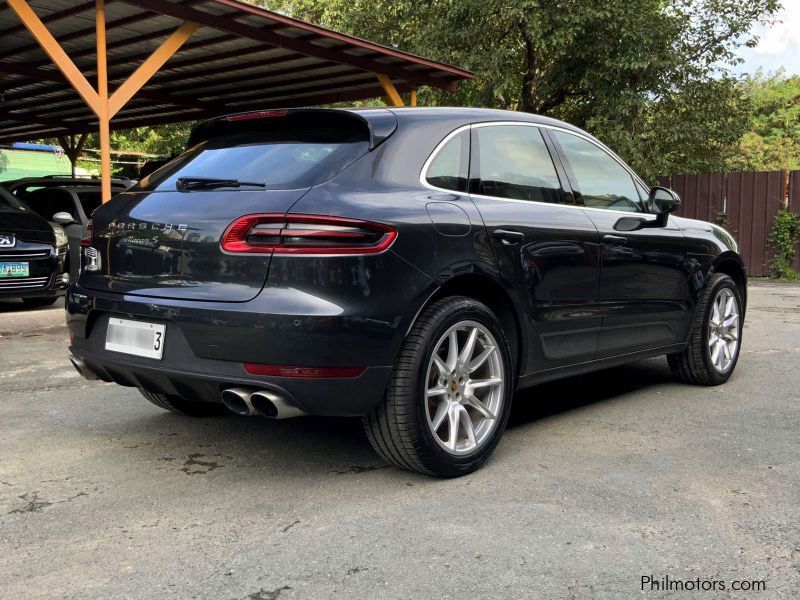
top-left (0, 0), bottom-right (473, 143)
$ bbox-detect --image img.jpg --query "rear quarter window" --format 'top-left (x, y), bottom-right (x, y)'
top-left (425, 130), bottom-right (469, 193)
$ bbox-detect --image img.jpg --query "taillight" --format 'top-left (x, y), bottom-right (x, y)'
top-left (221, 214), bottom-right (397, 255)
top-left (80, 220), bottom-right (93, 247)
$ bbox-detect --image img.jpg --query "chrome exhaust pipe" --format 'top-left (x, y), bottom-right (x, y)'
top-left (221, 387), bottom-right (258, 416)
top-left (250, 390), bottom-right (306, 420)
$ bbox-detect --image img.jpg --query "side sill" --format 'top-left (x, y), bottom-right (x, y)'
top-left (516, 343), bottom-right (687, 390)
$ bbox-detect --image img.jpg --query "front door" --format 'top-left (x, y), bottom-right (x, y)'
top-left (548, 129), bottom-right (690, 356)
top-left (466, 123), bottom-right (602, 376)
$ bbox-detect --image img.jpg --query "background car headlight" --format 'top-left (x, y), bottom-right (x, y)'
top-left (52, 224), bottom-right (68, 248)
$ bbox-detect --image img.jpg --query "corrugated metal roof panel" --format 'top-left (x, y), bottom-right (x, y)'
top-left (0, 0), bottom-right (472, 143)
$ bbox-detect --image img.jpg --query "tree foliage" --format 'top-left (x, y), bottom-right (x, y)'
top-left (768, 207), bottom-right (800, 280)
top-left (260, 0), bottom-right (780, 181)
top-left (728, 71), bottom-right (800, 172)
top-left (39, 1), bottom-right (782, 182)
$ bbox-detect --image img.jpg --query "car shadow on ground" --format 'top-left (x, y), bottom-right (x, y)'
top-left (507, 357), bottom-right (675, 429)
top-left (0, 297), bottom-right (64, 313)
top-left (103, 358), bottom-right (677, 478)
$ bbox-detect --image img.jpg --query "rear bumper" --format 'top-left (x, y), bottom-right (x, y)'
top-left (68, 345), bottom-right (392, 416)
top-left (66, 250), bottom-right (433, 415)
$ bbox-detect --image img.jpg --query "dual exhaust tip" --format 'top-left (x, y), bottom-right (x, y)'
top-left (221, 387), bottom-right (305, 420)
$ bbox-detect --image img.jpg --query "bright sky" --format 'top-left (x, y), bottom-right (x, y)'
top-left (733, 2), bottom-right (800, 75)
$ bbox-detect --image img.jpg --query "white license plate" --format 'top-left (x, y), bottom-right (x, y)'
top-left (105, 318), bottom-right (166, 360)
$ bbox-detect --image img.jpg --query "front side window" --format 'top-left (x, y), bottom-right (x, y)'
top-left (552, 131), bottom-right (641, 212)
top-left (425, 130), bottom-right (469, 193)
top-left (472, 125), bottom-right (563, 203)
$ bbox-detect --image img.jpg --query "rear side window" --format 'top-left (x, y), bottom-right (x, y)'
top-left (472, 125), bottom-right (563, 203)
top-left (23, 188), bottom-right (77, 221)
top-left (425, 130), bottom-right (469, 192)
top-left (138, 114), bottom-right (372, 192)
top-left (552, 131), bottom-right (642, 212)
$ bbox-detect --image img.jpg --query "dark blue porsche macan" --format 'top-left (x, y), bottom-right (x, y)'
top-left (67, 108), bottom-right (746, 476)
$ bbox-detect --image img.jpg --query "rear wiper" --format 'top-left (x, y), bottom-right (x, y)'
top-left (175, 176), bottom-right (266, 192)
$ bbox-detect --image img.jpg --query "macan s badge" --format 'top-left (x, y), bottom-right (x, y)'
top-left (0, 234), bottom-right (16, 248)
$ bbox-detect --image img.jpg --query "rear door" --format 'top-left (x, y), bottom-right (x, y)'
top-left (463, 123), bottom-right (602, 375)
top-left (548, 129), bottom-right (689, 356)
top-left (79, 111), bottom-right (376, 302)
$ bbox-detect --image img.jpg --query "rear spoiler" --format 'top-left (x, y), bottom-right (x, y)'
top-left (187, 108), bottom-right (398, 150)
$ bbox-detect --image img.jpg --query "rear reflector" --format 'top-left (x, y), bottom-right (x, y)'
top-left (221, 214), bottom-right (397, 255)
top-left (244, 364), bottom-right (366, 378)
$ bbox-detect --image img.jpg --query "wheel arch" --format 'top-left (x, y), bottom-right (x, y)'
top-left (413, 273), bottom-right (525, 383)
top-left (711, 252), bottom-right (747, 315)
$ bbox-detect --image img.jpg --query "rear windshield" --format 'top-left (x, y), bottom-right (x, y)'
top-left (137, 117), bottom-right (371, 192)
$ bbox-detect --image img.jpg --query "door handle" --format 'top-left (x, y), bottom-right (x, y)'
top-left (602, 234), bottom-right (627, 245)
top-left (493, 229), bottom-right (525, 245)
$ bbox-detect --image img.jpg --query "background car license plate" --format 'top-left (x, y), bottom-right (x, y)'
top-left (0, 262), bottom-right (29, 278)
top-left (105, 318), bottom-right (166, 360)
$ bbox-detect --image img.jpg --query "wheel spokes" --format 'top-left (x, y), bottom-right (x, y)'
top-left (447, 404), bottom-right (460, 450)
top-left (458, 327), bottom-right (479, 367)
top-left (707, 288), bottom-right (740, 374)
top-left (464, 394), bottom-right (496, 420)
top-left (430, 399), bottom-right (448, 431)
top-left (711, 298), bottom-right (722, 326)
top-left (432, 355), bottom-right (449, 378)
top-left (467, 345), bottom-right (495, 373)
top-left (711, 341), bottom-right (724, 368)
top-left (469, 377), bottom-right (502, 390)
top-left (424, 320), bottom-right (505, 455)
top-left (427, 386), bottom-right (447, 398)
top-left (445, 331), bottom-right (459, 372)
top-left (459, 406), bottom-right (476, 446)
top-left (708, 332), bottom-right (718, 348)
top-left (724, 295), bottom-right (735, 319)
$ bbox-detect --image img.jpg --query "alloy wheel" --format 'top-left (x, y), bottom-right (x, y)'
top-left (425, 320), bottom-right (505, 455)
top-left (708, 288), bottom-right (740, 373)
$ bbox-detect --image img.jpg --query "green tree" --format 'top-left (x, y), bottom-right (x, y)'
top-left (260, 0), bottom-right (779, 181)
top-left (728, 70), bottom-right (800, 171)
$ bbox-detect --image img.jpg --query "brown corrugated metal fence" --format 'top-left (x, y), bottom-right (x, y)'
top-left (790, 170), bottom-right (800, 273)
top-left (659, 170), bottom-right (799, 277)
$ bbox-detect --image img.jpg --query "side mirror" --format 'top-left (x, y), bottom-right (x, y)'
top-left (648, 186), bottom-right (681, 226)
top-left (52, 211), bottom-right (76, 225)
top-left (613, 187), bottom-right (681, 232)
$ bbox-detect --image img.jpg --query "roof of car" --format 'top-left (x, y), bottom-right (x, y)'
top-left (2, 177), bottom-right (132, 190)
top-left (190, 106), bottom-right (595, 151)
top-left (378, 106), bottom-right (590, 136)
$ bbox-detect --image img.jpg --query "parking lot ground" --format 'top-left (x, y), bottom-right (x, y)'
top-left (0, 282), bottom-right (798, 600)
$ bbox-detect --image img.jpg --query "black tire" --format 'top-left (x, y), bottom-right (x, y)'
top-left (362, 296), bottom-right (514, 477)
top-left (22, 297), bottom-right (58, 307)
top-left (667, 273), bottom-right (743, 386)
top-left (138, 389), bottom-right (227, 417)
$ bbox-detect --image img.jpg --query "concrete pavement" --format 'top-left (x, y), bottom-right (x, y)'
top-left (0, 283), bottom-right (798, 599)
